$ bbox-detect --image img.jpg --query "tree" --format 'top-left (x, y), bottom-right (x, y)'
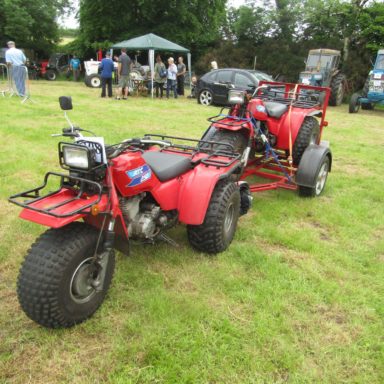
top-left (0, 0), bottom-right (71, 57)
top-left (78, 0), bottom-right (227, 57)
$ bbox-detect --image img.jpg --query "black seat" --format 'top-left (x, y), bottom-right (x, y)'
top-left (142, 151), bottom-right (191, 182)
top-left (264, 101), bottom-right (288, 119)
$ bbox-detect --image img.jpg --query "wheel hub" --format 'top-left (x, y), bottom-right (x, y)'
top-left (315, 162), bottom-right (329, 195)
top-left (224, 202), bottom-right (235, 233)
top-left (70, 257), bottom-right (101, 304)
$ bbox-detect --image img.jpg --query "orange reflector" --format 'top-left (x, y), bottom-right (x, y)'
top-left (91, 204), bottom-right (100, 216)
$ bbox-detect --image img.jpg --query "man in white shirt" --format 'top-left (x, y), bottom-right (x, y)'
top-left (5, 41), bottom-right (27, 96)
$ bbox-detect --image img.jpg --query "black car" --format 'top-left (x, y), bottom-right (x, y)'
top-left (196, 68), bottom-right (274, 106)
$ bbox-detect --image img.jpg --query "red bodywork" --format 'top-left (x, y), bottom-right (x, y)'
top-left (14, 147), bottom-right (240, 237)
top-left (210, 81), bottom-right (330, 193)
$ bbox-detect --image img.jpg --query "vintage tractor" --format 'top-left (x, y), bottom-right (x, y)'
top-left (299, 49), bottom-right (345, 106)
top-left (349, 49), bottom-right (384, 113)
top-left (43, 53), bottom-right (72, 80)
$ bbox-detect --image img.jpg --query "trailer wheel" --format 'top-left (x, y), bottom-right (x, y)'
top-left (292, 117), bottom-right (320, 165)
top-left (329, 73), bottom-right (345, 106)
top-left (187, 180), bottom-right (240, 254)
top-left (349, 93), bottom-right (360, 113)
top-left (45, 69), bottom-right (57, 81)
top-left (298, 155), bottom-right (330, 197)
top-left (17, 222), bottom-right (115, 328)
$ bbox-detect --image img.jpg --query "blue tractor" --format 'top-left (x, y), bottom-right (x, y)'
top-left (349, 49), bottom-right (384, 113)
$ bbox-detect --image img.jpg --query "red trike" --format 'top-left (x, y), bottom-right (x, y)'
top-left (9, 96), bottom-right (252, 328)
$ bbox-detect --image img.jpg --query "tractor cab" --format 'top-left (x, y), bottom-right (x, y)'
top-left (367, 49), bottom-right (384, 101)
top-left (299, 49), bottom-right (340, 87)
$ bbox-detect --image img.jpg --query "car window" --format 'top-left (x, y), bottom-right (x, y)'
top-left (234, 73), bottom-right (252, 88)
top-left (216, 70), bottom-right (232, 83)
top-left (205, 71), bottom-right (217, 82)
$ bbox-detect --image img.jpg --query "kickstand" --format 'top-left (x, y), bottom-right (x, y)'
top-left (158, 232), bottom-right (179, 248)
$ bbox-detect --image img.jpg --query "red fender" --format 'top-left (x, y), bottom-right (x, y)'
top-left (269, 108), bottom-right (322, 150)
top-left (177, 162), bottom-right (239, 225)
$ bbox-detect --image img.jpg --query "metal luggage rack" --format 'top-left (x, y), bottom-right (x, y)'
top-left (143, 134), bottom-right (241, 168)
top-left (256, 86), bottom-right (323, 109)
top-left (8, 172), bottom-right (104, 218)
top-left (207, 111), bottom-right (251, 128)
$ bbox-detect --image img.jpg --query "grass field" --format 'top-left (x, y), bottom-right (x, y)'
top-left (0, 81), bottom-right (383, 383)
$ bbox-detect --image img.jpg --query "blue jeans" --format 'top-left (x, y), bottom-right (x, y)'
top-left (166, 79), bottom-right (177, 98)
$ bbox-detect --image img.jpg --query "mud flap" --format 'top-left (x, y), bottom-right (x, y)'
top-left (296, 143), bottom-right (332, 188)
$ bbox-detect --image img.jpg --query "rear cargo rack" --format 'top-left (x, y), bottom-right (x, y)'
top-left (9, 172), bottom-right (104, 218)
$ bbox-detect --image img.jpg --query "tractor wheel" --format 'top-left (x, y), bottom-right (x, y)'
top-left (361, 102), bottom-right (374, 110)
top-left (87, 74), bottom-right (102, 88)
top-left (329, 73), bottom-right (345, 106)
top-left (349, 93), bottom-right (360, 113)
top-left (17, 222), bottom-right (115, 328)
top-left (198, 89), bottom-right (213, 106)
top-left (187, 180), bottom-right (240, 254)
top-left (298, 156), bottom-right (330, 197)
top-left (292, 117), bottom-right (320, 166)
top-left (45, 69), bottom-right (57, 81)
top-left (200, 129), bottom-right (248, 155)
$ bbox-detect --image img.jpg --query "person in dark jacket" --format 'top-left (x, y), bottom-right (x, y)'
top-left (99, 52), bottom-right (114, 98)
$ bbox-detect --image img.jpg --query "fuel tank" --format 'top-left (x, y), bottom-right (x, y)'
top-left (248, 98), bottom-right (268, 121)
top-left (111, 151), bottom-right (160, 197)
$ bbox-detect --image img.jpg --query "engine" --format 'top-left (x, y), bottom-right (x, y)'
top-left (120, 194), bottom-right (177, 240)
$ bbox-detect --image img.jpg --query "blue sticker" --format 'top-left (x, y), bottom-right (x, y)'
top-left (126, 164), bottom-right (152, 187)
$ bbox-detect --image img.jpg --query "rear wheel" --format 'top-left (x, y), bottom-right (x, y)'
top-left (45, 69), bottom-right (57, 81)
top-left (298, 156), bottom-right (330, 197)
top-left (187, 180), bottom-right (240, 254)
top-left (199, 89), bottom-right (213, 106)
top-left (292, 117), bottom-right (320, 165)
top-left (329, 73), bottom-right (345, 106)
top-left (17, 222), bottom-right (115, 328)
top-left (349, 93), bottom-right (360, 113)
top-left (200, 128), bottom-right (248, 155)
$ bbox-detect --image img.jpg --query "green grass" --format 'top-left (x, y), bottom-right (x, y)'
top-left (0, 81), bottom-right (383, 383)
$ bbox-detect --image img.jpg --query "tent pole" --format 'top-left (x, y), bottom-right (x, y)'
top-left (187, 53), bottom-right (192, 95)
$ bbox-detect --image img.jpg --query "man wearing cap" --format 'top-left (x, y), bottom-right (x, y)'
top-left (5, 41), bottom-right (26, 96)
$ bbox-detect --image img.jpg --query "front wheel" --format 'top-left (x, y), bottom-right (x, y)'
top-left (292, 117), bottom-right (320, 165)
top-left (187, 180), bottom-right (240, 254)
top-left (349, 93), bottom-right (360, 113)
top-left (17, 222), bottom-right (115, 328)
top-left (45, 69), bottom-right (57, 81)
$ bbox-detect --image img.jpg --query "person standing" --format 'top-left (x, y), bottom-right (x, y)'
top-left (116, 48), bottom-right (132, 100)
top-left (99, 52), bottom-right (114, 98)
top-left (166, 57), bottom-right (177, 99)
top-left (176, 56), bottom-right (186, 96)
top-left (69, 55), bottom-right (81, 81)
top-left (5, 41), bottom-right (26, 96)
top-left (154, 55), bottom-right (166, 98)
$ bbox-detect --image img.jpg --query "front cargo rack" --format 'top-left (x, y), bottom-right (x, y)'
top-left (9, 172), bottom-right (104, 218)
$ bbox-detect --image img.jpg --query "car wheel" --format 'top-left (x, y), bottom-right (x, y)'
top-left (199, 89), bottom-right (213, 106)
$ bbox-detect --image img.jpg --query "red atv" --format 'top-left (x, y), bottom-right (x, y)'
top-left (201, 81), bottom-right (332, 197)
top-left (9, 97), bottom-right (252, 328)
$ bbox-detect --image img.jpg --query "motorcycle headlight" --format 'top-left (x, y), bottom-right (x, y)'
top-left (228, 90), bottom-right (245, 104)
top-left (62, 145), bottom-right (91, 170)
